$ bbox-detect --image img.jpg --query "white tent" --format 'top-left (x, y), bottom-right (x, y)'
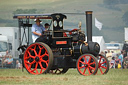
top-left (125, 27), bottom-right (128, 42)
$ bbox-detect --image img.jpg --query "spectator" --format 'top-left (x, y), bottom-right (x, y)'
top-left (111, 51), bottom-right (116, 58)
top-left (106, 50), bottom-right (112, 62)
top-left (118, 51), bottom-right (124, 69)
top-left (3, 50), bottom-right (9, 61)
top-left (110, 57), bottom-right (115, 69)
top-left (115, 56), bottom-right (120, 68)
top-left (104, 51), bottom-right (107, 56)
top-left (3, 55), bottom-right (13, 68)
top-left (100, 51), bottom-right (105, 56)
top-left (123, 50), bottom-right (127, 58)
top-left (0, 53), bottom-right (2, 61)
top-left (16, 60), bottom-right (21, 69)
top-left (0, 54), bottom-right (2, 58)
top-left (123, 56), bottom-right (128, 69)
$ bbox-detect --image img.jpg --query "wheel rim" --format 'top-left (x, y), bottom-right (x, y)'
top-left (98, 54), bottom-right (109, 74)
top-left (24, 43), bottom-right (50, 75)
top-left (77, 54), bottom-right (98, 76)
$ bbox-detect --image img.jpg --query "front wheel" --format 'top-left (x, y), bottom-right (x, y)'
top-left (76, 54), bottom-right (98, 76)
top-left (23, 42), bottom-right (53, 75)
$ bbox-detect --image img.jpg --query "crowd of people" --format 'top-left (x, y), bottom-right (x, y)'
top-left (0, 51), bottom-right (22, 69)
top-left (102, 50), bottom-right (128, 69)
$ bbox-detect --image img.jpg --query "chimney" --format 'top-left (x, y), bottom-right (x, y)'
top-left (86, 11), bottom-right (93, 42)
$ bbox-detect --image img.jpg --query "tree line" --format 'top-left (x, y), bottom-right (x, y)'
top-left (103, 0), bottom-right (128, 5)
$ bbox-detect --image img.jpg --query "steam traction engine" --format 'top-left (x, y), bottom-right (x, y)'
top-left (14, 11), bottom-right (109, 76)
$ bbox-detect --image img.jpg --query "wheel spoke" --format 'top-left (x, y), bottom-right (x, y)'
top-left (33, 45), bottom-right (37, 56)
top-left (45, 53), bottom-right (49, 56)
top-left (84, 56), bottom-right (87, 63)
top-left (30, 60), bottom-right (36, 65)
top-left (38, 48), bottom-right (42, 55)
top-left (40, 54), bottom-right (46, 58)
top-left (41, 59), bottom-right (48, 67)
top-left (100, 61), bottom-right (106, 65)
top-left (41, 59), bottom-right (47, 63)
top-left (29, 64), bottom-right (32, 70)
top-left (79, 61), bottom-right (85, 65)
top-left (33, 50), bottom-right (38, 56)
top-left (24, 57), bottom-right (30, 60)
top-left (39, 62), bottom-right (43, 69)
top-left (100, 66), bottom-right (107, 69)
top-left (24, 60), bottom-right (30, 64)
top-left (40, 69), bottom-right (43, 74)
top-left (27, 51), bottom-right (31, 56)
top-left (39, 62), bottom-right (46, 74)
top-left (89, 62), bottom-right (95, 65)
top-left (83, 67), bottom-right (87, 74)
top-left (36, 69), bottom-right (38, 74)
top-left (35, 62), bottom-right (38, 70)
top-left (29, 48), bottom-right (34, 51)
top-left (38, 45), bottom-right (44, 49)
top-left (31, 69), bottom-right (35, 72)
top-left (100, 68), bottom-right (103, 74)
top-left (99, 56), bottom-right (102, 63)
top-left (46, 62), bottom-right (48, 67)
top-left (79, 65), bottom-right (85, 69)
top-left (89, 66), bottom-right (95, 70)
top-left (88, 57), bottom-right (91, 63)
top-left (87, 67), bottom-right (91, 74)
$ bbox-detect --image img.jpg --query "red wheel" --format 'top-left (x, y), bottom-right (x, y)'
top-left (76, 54), bottom-right (98, 76)
top-left (50, 68), bottom-right (69, 74)
top-left (23, 42), bottom-right (53, 75)
top-left (97, 54), bottom-right (109, 74)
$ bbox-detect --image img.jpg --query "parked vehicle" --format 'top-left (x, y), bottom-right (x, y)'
top-left (0, 27), bottom-right (19, 58)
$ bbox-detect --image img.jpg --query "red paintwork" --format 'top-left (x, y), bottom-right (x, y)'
top-left (24, 43), bottom-right (49, 75)
top-left (77, 54), bottom-right (97, 76)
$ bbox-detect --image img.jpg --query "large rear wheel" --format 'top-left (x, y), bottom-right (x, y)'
top-left (23, 42), bottom-right (53, 75)
top-left (76, 54), bottom-right (98, 76)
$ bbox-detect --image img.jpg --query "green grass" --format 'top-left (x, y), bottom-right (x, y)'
top-left (0, 69), bottom-right (128, 85)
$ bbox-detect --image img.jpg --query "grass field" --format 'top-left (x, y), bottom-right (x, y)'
top-left (0, 69), bottom-right (128, 85)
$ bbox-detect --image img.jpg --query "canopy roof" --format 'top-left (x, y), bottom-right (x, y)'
top-left (13, 13), bottom-right (67, 19)
top-left (13, 14), bottom-right (52, 19)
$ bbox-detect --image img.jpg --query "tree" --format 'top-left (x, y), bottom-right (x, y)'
top-left (103, 0), bottom-right (119, 5)
top-left (103, 0), bottom-right (128, 5)
top-left (13, 9), bottom-right (37, 14)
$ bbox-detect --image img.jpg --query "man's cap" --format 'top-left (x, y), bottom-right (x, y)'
top-left (34, 18), bottom-right (41, 22)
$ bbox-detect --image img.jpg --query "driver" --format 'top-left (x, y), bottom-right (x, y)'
top-left (32, 18), bottom-right (45, 42)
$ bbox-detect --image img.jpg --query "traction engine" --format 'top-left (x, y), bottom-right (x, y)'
top-left (14, 11), bottom-right (109, 76)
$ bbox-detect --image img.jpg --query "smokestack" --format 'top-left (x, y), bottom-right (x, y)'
top-left (86, 11), bottom-right (92, 42)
